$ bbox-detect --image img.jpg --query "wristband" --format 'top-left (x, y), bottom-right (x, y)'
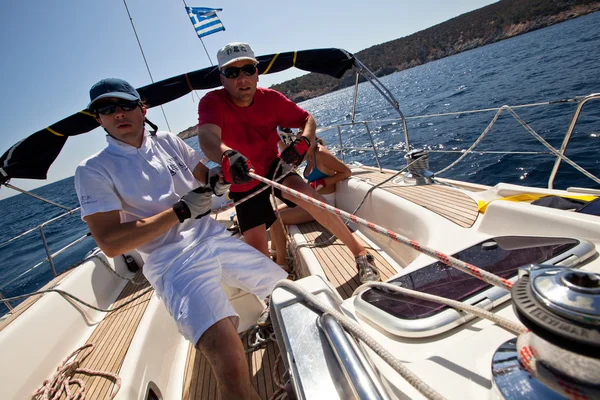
top-left (295, 136), bottom-right (310, 154)
top-left (172, 200), bottom-right (191, 222)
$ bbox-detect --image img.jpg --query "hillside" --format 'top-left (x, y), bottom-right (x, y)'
top-left (179, 0), bottom-right (600, 139)
top-left (272, 0), bottom-right (600, 102)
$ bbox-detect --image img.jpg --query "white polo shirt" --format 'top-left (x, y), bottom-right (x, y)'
top-left (74, 130), bottom-right (226, 285)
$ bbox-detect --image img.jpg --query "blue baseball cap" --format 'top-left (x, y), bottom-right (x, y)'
top-left (88, 78), bottom-right (141, 110)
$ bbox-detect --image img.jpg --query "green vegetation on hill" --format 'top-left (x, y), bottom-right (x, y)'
top-left (271, 0), bottom-right (600, 103)
top-left (179, 0), bottom-right (600, 139)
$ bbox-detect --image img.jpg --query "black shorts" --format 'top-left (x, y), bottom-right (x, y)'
top-left (229, 159), bottom-right (299, 233)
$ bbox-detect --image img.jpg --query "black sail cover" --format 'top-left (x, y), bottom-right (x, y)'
top-left (0, 48), bottom-right (355, 184)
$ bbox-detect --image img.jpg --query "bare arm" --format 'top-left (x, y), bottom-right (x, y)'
top-left (192, 161), bottom-right (209, 184)
top-left (198, 123), bottom-right (231, 163)
top-left (319, 147), bottom-right (352, 187)
top-left (84, 209), bottom-right (180, 258)
top-left (299, 115), bottom-right (317, 150)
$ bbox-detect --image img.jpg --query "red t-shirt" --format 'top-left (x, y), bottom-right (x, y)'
top-left (198, 87), bottom-right (310, 192)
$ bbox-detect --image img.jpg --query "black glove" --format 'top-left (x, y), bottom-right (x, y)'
top-left (207, 166), bottom-right (230, 197)
top-left (221, 150), bottom-right (253, 184)
top-left (172, 186), bottom-right (213, 222)
top-left (280, 136), bottom-right (310, 166)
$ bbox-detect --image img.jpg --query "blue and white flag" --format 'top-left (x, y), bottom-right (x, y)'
top-left (186, 7), bottom-right (225, 39)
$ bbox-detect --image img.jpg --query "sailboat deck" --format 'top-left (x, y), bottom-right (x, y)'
top-left (58, 270), bottom-right (153, 400)
top-left (352, 168), bottom-right (480, 228)
top-left (182, 335), bottom-right (285, 400)
top-left (0, 268), bottom-right (74, 332)
top-left (296, 221), bottom-right (397, 299)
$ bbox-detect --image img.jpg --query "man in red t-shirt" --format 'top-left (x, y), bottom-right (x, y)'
top-left (198, 42), bottom-right (380, 284)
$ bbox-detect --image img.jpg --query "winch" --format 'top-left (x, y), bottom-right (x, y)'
top-left (491, 264), bottom-right (600, 399)
top-left (403, 149), bottom-right (434, 185)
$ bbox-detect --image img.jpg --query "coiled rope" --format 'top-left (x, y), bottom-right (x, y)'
top-left (31, 343), bottom-right (121, 400)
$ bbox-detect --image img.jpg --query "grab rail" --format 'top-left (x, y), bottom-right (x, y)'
top-left (319, 313), bottom-right (387, 400)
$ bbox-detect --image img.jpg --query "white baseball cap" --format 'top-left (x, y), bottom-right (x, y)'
top-left (217, 42), bottom-right (259, 69)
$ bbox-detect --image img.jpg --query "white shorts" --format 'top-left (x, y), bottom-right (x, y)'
top-left (154, 235), bottom-right (287, 345)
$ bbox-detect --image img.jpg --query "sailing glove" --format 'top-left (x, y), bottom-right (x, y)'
top-left (309, 178), bottom-right (327, 191)
top-left (280, 136), bottom-right (310, 167)
top-left (207, 166), bottom-right (230, 197)
top-left (221, 150), bottom-right (253, 184)
top-left (172, 186), bottom-right (213, 222)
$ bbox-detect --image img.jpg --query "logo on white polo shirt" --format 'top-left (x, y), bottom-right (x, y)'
top-left (166, 156), bottom-right (189, 176)
top-left (80, 195), bottom-right (97, 205)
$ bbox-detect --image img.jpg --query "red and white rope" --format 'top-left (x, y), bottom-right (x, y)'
top-left (517, 332), bottom-right (598, 400)
top-left (212, 168), bottom-right (294, 215)
top-left (249, 171), bottom-right (513, 291)
top-left (32, 343), bottom-right (121, 400)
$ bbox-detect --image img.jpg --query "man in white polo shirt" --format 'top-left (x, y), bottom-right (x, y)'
top-left (74, 78), bottom-right (286, 400)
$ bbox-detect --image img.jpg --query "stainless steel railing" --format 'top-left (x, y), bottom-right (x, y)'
top-left (316, 95), bottom-right (599, 190)
top-left (0, 206), bottom-right (91, 311)
top-left (319, 313), bottom-right (389, 400)
top-left (548, 93), bottom-right (600, 189)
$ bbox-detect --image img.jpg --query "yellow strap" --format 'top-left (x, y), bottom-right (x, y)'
top-left (478, 193), bottom-right (597, 213)
top-left (184, 73), bottom-right (194, 92)
top-left (79, 110), bottom-right (95, 117)
top-left (45, 127), bottom-right (64, 137)
top-left (293, 51), bottom-right (297, 67)
top-left (261, 53), bottom-right (279, 75)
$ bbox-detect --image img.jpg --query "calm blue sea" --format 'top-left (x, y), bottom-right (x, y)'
top-left (1, 12), bottom-right (599, 315)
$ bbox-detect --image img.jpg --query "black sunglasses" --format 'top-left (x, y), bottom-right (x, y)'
top-left (95, 100), bottom-right (140, 115)
top-left (220, 64), bottom-right (257, 79)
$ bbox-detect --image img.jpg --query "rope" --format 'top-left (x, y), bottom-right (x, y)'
top-left (89, 250), bottom-right (146, 285)
top-left (249, 171), bottom-right (513, 291)
top-left (350, 156), bottom-right (421, 217)
top-left (31, 343), bottom-right (121, 400)
top-left (242, 325), bottom-right (277, 354)
top-left (517, 331), bottom-right (599, 400)
top-left (0, 286), bottom-right (153, 313)
top-left (275, 280), bottom-right (445, 400)
top-left (210, 168), bottom-right (294, 216)
top-left (269, 353), bottom-right (290, 400)
top-left (353, 282), bottom-right (526, 335)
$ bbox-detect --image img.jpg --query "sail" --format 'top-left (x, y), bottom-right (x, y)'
top-left (0, 48), bottom-right (355, 184)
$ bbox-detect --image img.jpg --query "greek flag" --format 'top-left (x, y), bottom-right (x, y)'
top-left (186, 7), bottom-right (225, 38)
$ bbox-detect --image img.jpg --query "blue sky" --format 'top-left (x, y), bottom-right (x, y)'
top-left (0, 0), bottom-right (497, 199)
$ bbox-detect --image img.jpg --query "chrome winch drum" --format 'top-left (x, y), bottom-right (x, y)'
top-left (404, 149), bottom-right (434, 185)
top-left (491, 265), bottom-right (600, 399)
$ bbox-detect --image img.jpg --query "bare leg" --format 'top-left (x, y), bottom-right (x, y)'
top-left (242, 223), bottom-right (269, 257)
top-left (278, 204), bottom-right (315, 225)
top-left (269, 218), bottom-right (288, 270)
top-left (281, 176), bottom-right (366, 257)
top-left (197, 318), bottom-right (260, 400)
